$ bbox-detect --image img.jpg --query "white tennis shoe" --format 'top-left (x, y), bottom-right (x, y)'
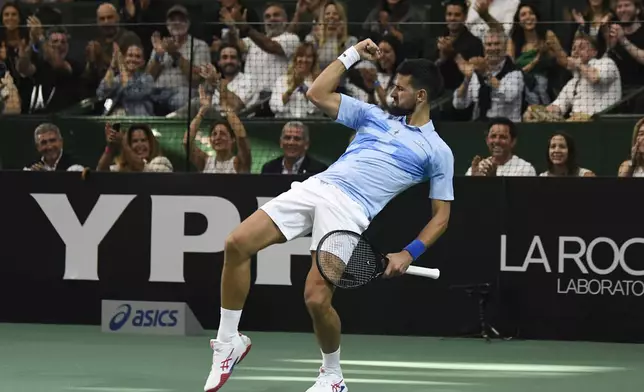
top-left (306, 367), bottom-right (348, 392)
top-left (204, 333), bottom-right (252, 392)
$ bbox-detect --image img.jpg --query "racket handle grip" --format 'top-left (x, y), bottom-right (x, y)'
top-left (406, 266), bottom-right (441, 279)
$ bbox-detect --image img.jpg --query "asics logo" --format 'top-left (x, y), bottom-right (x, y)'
top-left (332, 381), bottom-right (345, 392)
top-left (109, 304), bottom-right (131, 331)
top-left (220, 350), bottom-right (234, 371)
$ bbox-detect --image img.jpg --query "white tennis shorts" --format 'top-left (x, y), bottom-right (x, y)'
top-left (260, 177), bottom-right (370, 251)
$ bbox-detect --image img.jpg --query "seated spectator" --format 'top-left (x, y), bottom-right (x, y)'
top-left (17, 24), bottom-right (84, 114)
top-left (223, 3), bottom-right (301, 95)
top-left (146, 5), bottom-right (210, 114)
top-left (361, 0), bottom-right (425, 57)
top-left (453, 27), bottom-right (525, 122)
top-left (83, 3), bottom-right (142, 96)
top-left (269, 42), bottom-right (321, 118)
top-left (523, 34), bottom-right (621, 122)
top-left (0, 2), bottom-right (28, 90)
top-left (204, 44), bottom-right (258, 113)
top-left (0, 72), bottom-right (20, 114)
top-left (183, 85), bottom-right (251, 174)
top-left (466, 117), bottom-right (535, 176)
top-left (23, 123), bottom-right (84, 172)
top-left (607, 0), bottom-right (644, 109)
top-left (97, 123), bottom-right (173, 172)
top-left (97, 43), bottom-right (155, 116)
top-left (262, 121), bottom-right (328, 174)
top-left (305, 0), bottom-right (357, 70)
top-left (568, 0), bottom-right (612, 56)
top-left (540, 132), bottom-right (595, 177)
top-left (346, 35), bottom-right (403, 109)
top-left (288, 0), bottom-right (324, 41)
top-left (618, 117), bottom-right (644, 177)
top-left (507, 3), bottom-right (568, 106)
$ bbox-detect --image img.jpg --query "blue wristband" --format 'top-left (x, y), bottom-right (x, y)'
top-left (404, 239), bottom-right (426, 261)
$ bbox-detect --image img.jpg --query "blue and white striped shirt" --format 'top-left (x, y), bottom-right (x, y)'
top-left (315, 94), bottom-right (455, 220)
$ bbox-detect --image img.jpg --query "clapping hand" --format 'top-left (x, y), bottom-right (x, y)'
top-left (200, 64), bottom-right (220, 86)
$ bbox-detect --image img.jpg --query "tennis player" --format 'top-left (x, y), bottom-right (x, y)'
top-left (204, 38), bottom-right (454, 392)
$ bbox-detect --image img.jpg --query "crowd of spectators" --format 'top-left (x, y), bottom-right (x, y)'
top-left (1, 0), bottom-right (644, 177)
top-left (2, 0), bottom-right (642, 119)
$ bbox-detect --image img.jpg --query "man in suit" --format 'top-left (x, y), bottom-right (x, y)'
top-left (261, 121), bottom-right (328, 175)
top-left (23, 123), bottom-right (84, 172)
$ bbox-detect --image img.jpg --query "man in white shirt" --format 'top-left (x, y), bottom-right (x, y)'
top-left (211, 44), bottom-right (258, 113)
top-left (453, 27), bottom-right (525, 122)
top-left (225, 3), bottom-right (301, 94)
top-left (525, 34), bottom-right (621, 122)
top-left (146, 5), bottom-right (210, 113)
top-left (466, 117), bottom-right (536, 176)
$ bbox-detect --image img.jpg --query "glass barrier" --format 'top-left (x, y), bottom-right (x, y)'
top-left (1, 7), bottom-right (643, 177)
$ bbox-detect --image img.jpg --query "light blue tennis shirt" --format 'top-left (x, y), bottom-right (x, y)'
top-left (315, 94), bottom-right (455, 221)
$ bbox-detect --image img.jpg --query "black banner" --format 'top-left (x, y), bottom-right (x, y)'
top-left (0, 172), bottom-right (642, 343)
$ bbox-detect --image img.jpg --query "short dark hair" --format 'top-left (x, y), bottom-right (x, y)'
top-left (218, 43), bottom-right (241, 58)
top-left (395, 59), bottom-right (444, 101)
top-left (487, 117), bottom-right (517, 139)
top-left (444, 0), bottom-right (467, 13)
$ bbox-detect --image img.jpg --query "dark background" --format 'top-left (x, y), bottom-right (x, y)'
top-left (0, 171), bottom-right (643, 343)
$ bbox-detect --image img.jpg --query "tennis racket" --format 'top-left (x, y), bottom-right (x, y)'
top-left (315, 230), bottom-right (441, 289)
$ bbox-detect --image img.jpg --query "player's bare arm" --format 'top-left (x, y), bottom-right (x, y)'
top-left (307, 39), bottom-right (381, 120)
top-left (384, 199), bottom-right (451, 277)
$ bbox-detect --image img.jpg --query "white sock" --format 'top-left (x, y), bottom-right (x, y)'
top-left (322, 347), bottom-right (341, 371)
top-left (216, 307), bottom-right (242, 343)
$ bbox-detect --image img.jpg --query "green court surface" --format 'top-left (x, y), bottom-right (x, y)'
top-left (1, 324), bottom-right (643, 392)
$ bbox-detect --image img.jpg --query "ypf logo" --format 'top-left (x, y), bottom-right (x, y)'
top-left (109, 304), bottom-right (132, 331)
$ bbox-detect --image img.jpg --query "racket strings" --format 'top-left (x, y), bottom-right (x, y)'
top-left (317, 232), bottom-right (380, 289)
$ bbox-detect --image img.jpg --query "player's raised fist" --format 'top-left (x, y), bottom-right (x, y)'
top-left (354, 39), bottom-right (381, 61)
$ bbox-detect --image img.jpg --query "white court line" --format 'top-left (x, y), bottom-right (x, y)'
top-left (279, 360), bottom-right (624, 373)
top-left (67, 388), bottom-right (171, 392)
top-left (232, 376), bottom-right (473, 386)
top-left (238, 366), bottom-right (576, 378)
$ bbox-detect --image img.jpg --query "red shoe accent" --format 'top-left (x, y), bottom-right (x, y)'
top-left (206, 372), bottom-right (230, 392)
top-left (205, 342), bottom-right (251, 392)
top-left (238, 343), bottom-right (252, 364)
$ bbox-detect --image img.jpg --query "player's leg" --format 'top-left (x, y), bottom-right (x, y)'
top-left (304, 253), bottom-right (345, 392)
top-left (305, 251), bottom-right (341, 355)
top-left (206, 181), bottom-right (316, 392)
top-left (217, 209), bottom-right (286, 342)
top-left (303, 180), bottom-right (370, 392)
top-left (303, 252), bottom-right (348, 392)
top-left (206, 209), bottom-right (286, 392)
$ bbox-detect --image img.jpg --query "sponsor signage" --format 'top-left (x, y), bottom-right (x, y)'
top-left (0, 172), bottom-right (643, 342)
top-left (101, 300), bottom-right (203, 336)
top-left (500, 235), bottom-right (644, 297)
